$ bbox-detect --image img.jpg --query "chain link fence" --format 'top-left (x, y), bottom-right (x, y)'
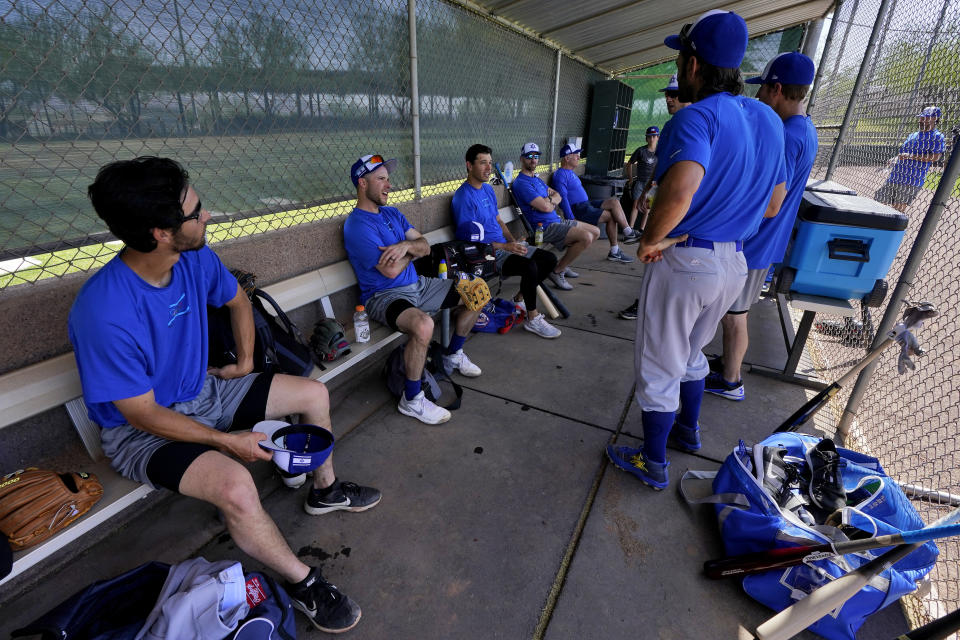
top-left (0, 0), bottom-right (602, 288)
top-left (802, 0), bottom-right (960, 631)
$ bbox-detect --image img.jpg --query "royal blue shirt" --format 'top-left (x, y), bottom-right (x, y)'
top-left (68, 247), bottom-right (238, 428)
top-left (550, 167), bottom-right (587, 219)
top-left (744, 115), bottom-right (819, 269)
top-left (343, 205), bottom-right (417, 303)
top-left (654, 92), bottom-right (786, 242)
top-left (511, 172), bottom-right (564, 228)
top-left (451, 181), bottom-right (506, 243)
top-left (889, 130), bottom-right (946, 187)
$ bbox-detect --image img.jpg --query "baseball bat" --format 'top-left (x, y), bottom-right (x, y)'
top-left (705, 519), bottom-right (960, 579)
top-left (536, 285), bottom-right (560, 319)
top-left (754, 505), bottom-right (960, 640)
top-left (894, 608), bottom-right (960, 640)
top-left (540, 282), bottom-right (571, 319)
top-left (902, 483), bottom-right (960, 508)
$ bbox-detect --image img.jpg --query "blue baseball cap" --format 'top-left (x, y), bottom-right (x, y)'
top-left (646, 126), bottom-right (660, 136)
top-left (559, 143), bottom-right (582, 157)
top-left (658, 74), bottom-right (679, 92)
top-left (351, 154), bottom-right (397, 187)
top-left (254, 420), bottom-right (335, 474)
top-left (664, 10), bottom-right (748, 69)
top-left (745, 52), bottom-right (815, 85)
top-left (918, 106), bottom-right (941, 119)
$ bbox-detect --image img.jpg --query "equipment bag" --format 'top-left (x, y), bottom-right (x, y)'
top-left (417, 241), bottom-right (498, 280)
top-left (230, 572), bottom-right (297, 640)
top-left (682, 432), bottom-right (937, 640)
top-left (472, 298), bottom-right (525, 334)
top-left (383, 340), bottom-right (462, 410)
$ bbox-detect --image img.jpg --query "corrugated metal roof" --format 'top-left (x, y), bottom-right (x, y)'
top-left (448, 0), bottom-right (833, 75)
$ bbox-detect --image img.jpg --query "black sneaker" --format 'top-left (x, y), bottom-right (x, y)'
top-left (304, 480), bottom-right (382, 516)
top-left (753, 444), bottom-right (815, 526)
top-left (805, 439), bottom-right (846, 515)
top-left (286, 567), bottom-right (361, 633)
top-left (618, 300), bottom-right (639, 320)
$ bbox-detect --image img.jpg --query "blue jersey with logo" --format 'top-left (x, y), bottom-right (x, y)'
top-left (889, 130), bottom-right (946, 187)
top-left (511, 172), bottom-right (564, 228)
top-left (744, 115), bottom-right (819, 268)
top-left (452, 181), bottom-right (506, 243)
top-left (550, 167), bottom-right (587, 219)
top-left (343, 205), bottom-right (417, 303)
top-left (68, 246), bottom-right (238, 428)
top-left (654, 92), bottom-right (786, 242)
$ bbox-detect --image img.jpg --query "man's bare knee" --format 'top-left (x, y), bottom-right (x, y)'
top-left (411, 313), bottom-right (434, 344)
top-left (182, 453), bottom-right (260, 516)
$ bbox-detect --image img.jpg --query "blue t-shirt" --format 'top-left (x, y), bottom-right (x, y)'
top-left (343, 206), bottom-right (417, 303)
top-left (550, 167), bottom-right (587, 219)
top-left (654, 92), bottom-right (786, 242)
top-left (889, 130), bottom-right (946, 187)
top-left (511, 172), bottom-right (563, 228)
top-left (744, 115), bottom-right (819, 269)
top-left (68, 247), bottom-right (238, 428)
top-left (451, 181), bottom-right (506, 243)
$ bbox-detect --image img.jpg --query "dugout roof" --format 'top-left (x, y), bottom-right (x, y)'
top-left (452, 0), bottom-right (834, 74)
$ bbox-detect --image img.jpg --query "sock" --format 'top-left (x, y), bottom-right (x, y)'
top-left (641, 410), bottom-right (675, 464)
top-left (445, 334), bottom-right (466, 355)
top-left (623, 227), bottom-right (635, 236)
top-left (404, 378), bottom-right (421, 401)
top-left (315, 477), bottom-right (339, 497)
top-left (677, 378), bottom-right (706, 428)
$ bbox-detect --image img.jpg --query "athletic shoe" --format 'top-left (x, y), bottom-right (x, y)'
top-left (607, 247), bottom-right (635, 263)
top-left (704, 371), bottom-right (745, 401)
top-left (563, 266), bottom-right (579, 278)
top-left (398, 391), bottom-right (451, 425)
top-left (605, 444), bottom-right (669, 490)
top-left (548, 271), bottom-right (573, 290)
top-left (304, 480), bottom-right (382, 516)
top-left (620, 230), bottom-right (640, 244)
top-left (806, 439), bottom-right (847, 514)
top-left (618, 300), bottom-right (638, 320)
top-left (286, 567), bottom-right (361, 633)
top-left (667, 421), bottom-right (701, 452)
top-left (280, 470), bottom-right (306, 489)
top-left (524, 313), bottom-right (561, 339)
top-left (443, 349), bottom-right (481, 377)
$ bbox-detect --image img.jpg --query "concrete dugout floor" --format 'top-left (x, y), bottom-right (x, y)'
top-left (1, 241), bottom-right (911, 639)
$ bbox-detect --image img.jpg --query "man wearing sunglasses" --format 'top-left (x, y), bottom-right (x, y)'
top-left (510, 142), bottom-right (599, 290)
top-left (343, 154), bottom-right (483, 426)
top-left (606, 10), bottom-right (787, 491)
top-left (69, 157), bottom-right (374, 634)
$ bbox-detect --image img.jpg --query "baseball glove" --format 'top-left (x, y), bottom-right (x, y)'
top-left (455, 276), bottom-right (491, 311)
top-left (0, 468), bottom-right (103, 550)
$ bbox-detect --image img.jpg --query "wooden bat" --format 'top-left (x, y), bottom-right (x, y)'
top-left (894, 608), bottom-right (960, 640)
top-left (536, 285), bottom-right (560, 319)
top-left (539, 282), bottom-right (570, 319)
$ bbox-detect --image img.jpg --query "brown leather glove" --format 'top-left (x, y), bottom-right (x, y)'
top-left (0, 468), bottom-right (103, 550)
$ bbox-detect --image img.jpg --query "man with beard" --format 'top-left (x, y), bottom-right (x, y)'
top-left (69, 157), bottom-right (376, 634)
top-left (343, 154), bottom-right (483, 425)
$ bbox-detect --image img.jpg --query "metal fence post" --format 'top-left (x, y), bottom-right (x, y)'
top-left (825, 0), bottom-right (892, 180)
top-left (550, 49), bottom-right (561, 166)
top-left (806, 1), bottom-right (843, 116)
top-left (910, 0), bottom-right (949, 103)
top-left (837, 129), bottom-right (960, 442)
top-left (408, 0), bottom-right (421, 199)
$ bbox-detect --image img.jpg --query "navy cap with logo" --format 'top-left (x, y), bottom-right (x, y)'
top-left (745, 52), bottom-right (815, 85)
top-left (646, 126), bottom-right (660, 136)
top-left (254, 420), bottom-right (335, 474)
top-left (351, 154), bottom-right (398, 187)
top-left (664, 10), bottom-right (748, 69)
top-left (559, 143), bottom-right (582, 157)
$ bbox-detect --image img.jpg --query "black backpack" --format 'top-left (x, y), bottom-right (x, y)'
top-left (208, 287), bottom-right (316, 377)
top-left (383, 340), bottom-right (462, 410)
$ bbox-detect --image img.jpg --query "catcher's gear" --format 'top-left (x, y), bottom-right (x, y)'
top-left (309, 318), bottom-right (351, 362)
top-left (455, 275), bottom-right (491, 311)
top-left (0, 468), bottom-right (103, 550)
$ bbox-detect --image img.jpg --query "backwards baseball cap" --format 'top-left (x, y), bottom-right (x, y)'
top-left (254, 420), bottom-right (335, 474)
top-left (659, 74), bottom-right (680, 93)
top-left (745, 52), bottom-right (815, 85)
top-left (646, 126), bottom-right (660, 136)
top-left (664, 10), bottom-right (748, 69)
top-left (919, 106), bottom-right (942, 119)
top-left (521, 142), bottom-right (540, 157)
top-left (351, 154), bottom-right (397, 186)
top-left (559, 143), bottom-right (582, 157)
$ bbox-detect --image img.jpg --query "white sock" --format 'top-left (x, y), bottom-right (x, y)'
top-left (623, 228), bottom-right (635, 236)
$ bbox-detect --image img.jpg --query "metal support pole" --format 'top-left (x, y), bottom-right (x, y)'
top-left (910, 0), bottom-right (949, 103)
top-left (550, 49), bottom-right (561, 168)
top-left (825, 0), bottom-right (892, 181)
top-left (800, 19), bottom-right (823, 60)
top-left (408, 0), bottom-right (422, 199)
top-left (836, 129), bottom-right (960, 442)
top-left (807, 1), bottom-right (843, 115)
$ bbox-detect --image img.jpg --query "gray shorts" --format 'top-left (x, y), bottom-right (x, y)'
top-left (875, 181), bottom-right (921, 205)
top-left (494, 244), bottom-right (534, 270)
top-left (365, 275), bottom-right (456, 326)
top-left (100, 373), bottom-right (259, 488)
top-left (542, 219), bottom-right (578, 250)
top-left (728, 267), bottom-right (769, 313)
top-left (631, 180), bottom-right (645, 201)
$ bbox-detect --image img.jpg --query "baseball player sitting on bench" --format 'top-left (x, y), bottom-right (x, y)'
top-left (706, 52), bottom-right (819, 402)
top-left (452, 143), bottom-right (562, 339)
top-left (343, 154), bottom-right (483, 426)
top-left (551, 142), bottom-right (638, 263)
top-left (605, 10), bottom-right (787, 490)
top-left (510, 142), bottom-right (598, 291)
top-left (69, 157), bottom-right (378, 634)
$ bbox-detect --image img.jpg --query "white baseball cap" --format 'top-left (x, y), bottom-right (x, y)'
top-left (521, 142), bottom-right (541, 156)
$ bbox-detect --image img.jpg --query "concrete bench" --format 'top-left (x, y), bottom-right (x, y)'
top-left (0, 205), bottom-right (518, 586)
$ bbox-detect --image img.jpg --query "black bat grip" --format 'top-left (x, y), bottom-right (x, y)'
top-left (703, 544), bottom-right (829, 579)
top-left (898, 607), bottom-right (960, 639)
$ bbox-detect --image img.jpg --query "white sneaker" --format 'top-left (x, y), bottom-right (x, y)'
top-left (443, 349), bottom-right (482, 377)
top-left (563, 266), bottom-right (579, 278)
top-left (524, 314), bottom-right (561, 339)
top-left (548, 271), bottom-right (573, 290)
top-left (280, 470), bottom-right (307, 489)
top-left (398, 391), bottom-right (451, 425)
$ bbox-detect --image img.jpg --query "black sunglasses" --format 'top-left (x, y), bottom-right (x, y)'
top-left (664, 91), bottom-right (680, 99)
top-left (181, 199), bottom-right (202, 224)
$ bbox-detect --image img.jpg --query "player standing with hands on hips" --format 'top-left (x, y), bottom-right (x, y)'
top-left (606, 10), bottom-right (787, 490)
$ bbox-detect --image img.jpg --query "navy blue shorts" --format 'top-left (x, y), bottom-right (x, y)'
top-left (571, 200), bottom-right (604, 226)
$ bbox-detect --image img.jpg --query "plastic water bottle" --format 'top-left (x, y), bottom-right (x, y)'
top-left (535, 223), bottom-right (544, 247)
top-left (438, 259), bottom-right (448, 279)
top-left (353, 305), bottom-right (370, 343)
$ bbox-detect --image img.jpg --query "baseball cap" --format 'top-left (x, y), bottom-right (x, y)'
top-left (646, 126), bottom-right (660, 136)
top-left (351, 154), bottom-right (397, 186)
top-left (745, 52), bottom-right (815, 85)
top-left (659, 74), bottom-right (680, 93)
top-left (254, 420), bottom-right (335, 474)
top-left (559, 143), bottom-right (582, 157)
top-left (918, 106), bottom-right (942, 119)
top-left (664, 10), bottom-right (748, 69)
top-left (521, 142), bottom-right (541, 157)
